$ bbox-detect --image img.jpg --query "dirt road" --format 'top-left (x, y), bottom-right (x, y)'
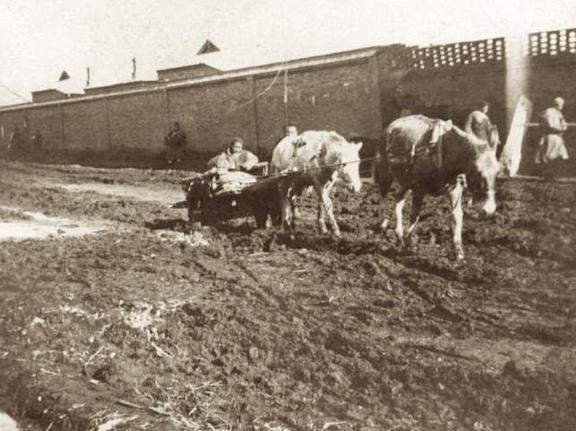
top-left (0, 160), bottom-right (575, 430)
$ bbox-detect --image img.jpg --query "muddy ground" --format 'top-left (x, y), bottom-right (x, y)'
top-left (0, 159), bottom-right (575, 431)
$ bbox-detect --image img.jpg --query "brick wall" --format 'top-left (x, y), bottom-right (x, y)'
top-left (28, 105), bottom-right (64, 150)
top-left (255, 61), bottom-right (374, 156)
top-left (108, 92), bottom-right (167, 152)
top-left (63, 100), bottom-right (108, 151)
top-left (168, 78), bottom-right (256, 154)
top-left (0, 109), bottom-right (27, 149)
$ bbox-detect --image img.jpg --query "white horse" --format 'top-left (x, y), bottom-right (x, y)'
top-left (271, 131), bottom-right (363, 236)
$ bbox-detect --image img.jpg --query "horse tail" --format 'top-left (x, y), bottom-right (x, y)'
top-left (374, 130), bottom-right (394, 196)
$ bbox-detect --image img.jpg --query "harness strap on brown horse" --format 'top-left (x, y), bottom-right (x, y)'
top-left (434, 133), bottom-right (443, 169)
top-left (405, 125), bottom-right (444, 169)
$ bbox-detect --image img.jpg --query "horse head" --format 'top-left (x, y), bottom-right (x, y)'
top-left (452, 126), bottom-right (499, 217)
top-left (335, 141), bottom-right (363, 193)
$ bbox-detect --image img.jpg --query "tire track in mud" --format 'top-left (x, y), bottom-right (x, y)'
top-left (286, 236), bottom-right (561, 346)
top-left (186, 255), bottom-right (285, 310)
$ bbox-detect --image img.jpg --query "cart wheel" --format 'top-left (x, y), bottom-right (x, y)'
top-left (188, 208), bottom-right (203, 229)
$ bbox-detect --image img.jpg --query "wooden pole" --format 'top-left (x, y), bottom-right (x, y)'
top-left (283, 68), bottom-right (288, 131)
top-left (368, 55), bottom-right (383, 140)
top-left (105, 99), bottom-right (112, 153)
top-left (59, 103), bottom-right (65, 149)
top-left (164, 88), bottom-right (171, 127)
top-left (249, 76), bottom-right (261, 156)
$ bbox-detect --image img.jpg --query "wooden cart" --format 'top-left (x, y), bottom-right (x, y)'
top-left (172, 163), bottom-right (282, 228)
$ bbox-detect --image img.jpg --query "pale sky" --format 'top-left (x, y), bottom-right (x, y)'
top-left (1, 0), bottom-right (575, 99)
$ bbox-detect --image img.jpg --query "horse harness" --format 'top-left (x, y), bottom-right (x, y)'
top-left (387, 122), bottom-right (446, 170)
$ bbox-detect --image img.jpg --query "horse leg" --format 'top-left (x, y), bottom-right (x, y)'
top-left (313, 181), bottom-right (329, 235)
top-left (375, 158), bottom-right (394, 231)
top-left (394, 187), bottom-right (409, 247)
top-left (314, 180), bottom-right (338, 235)
top-left (406, 189), bottom-right (425, 244)
top-left (448, 181), bottom-right (465, 260)
top-left (323, 179), bottom-right (340, 236)
top-left (279, 181), bottom-right (293, 234)
top-left (290, 187), bottom-right (300, 227)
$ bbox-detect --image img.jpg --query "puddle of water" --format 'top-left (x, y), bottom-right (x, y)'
top-left (0, 206), bottom-right (107, 241)
top-left (0, 412), bottom-right (18, 431)
top-left (55, 183), bottom-right (182, 205)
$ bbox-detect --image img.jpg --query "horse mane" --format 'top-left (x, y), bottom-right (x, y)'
top-left (298, 131), bottom-right (352, 167)
top-left (301, 130), bottom-right (348, 145)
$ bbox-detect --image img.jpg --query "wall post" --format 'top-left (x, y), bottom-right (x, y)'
top-left (164, 88), bottom-right (171, 128)
top-left (368, 55), bottom-right (383, 140)
top-left (248, 76), bottom-right (261, 156)
top-left (59, 103), bottom-right (65, 149)
top-left (105, 98), bottom-right (112, 152)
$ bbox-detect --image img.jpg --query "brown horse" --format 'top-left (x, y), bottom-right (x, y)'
top-left (374, 115), bottom-right (499, 260)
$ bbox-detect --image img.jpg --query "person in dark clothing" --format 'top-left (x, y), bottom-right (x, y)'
top-left (165, 121), bottom-right (187, 165)
top-left (32, 129), bottom-right (43, 149)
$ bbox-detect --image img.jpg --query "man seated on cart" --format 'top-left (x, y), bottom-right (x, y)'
top-left (201, 137), bottom-right (267, 195)
top-left (179, 137), bottom-right (281, 227)
top-left (207, 137), bottom-right (259, 173)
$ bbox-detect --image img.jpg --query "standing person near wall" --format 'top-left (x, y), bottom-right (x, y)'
top-left (535, 97), bottom-right (569, 179)
top-left (285, 124), bottom-right (298, 138)
top-left (284, 124), bottom-right (305, 158)
top-left (464, 100), bottom-right (494, 142)
top-left (164, 121), bottom-right (187, 166)
top-left (32, 129), bottom-right (43, 149)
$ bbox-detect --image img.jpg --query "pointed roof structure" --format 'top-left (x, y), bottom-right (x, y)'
top-left (197, 40), bottom-right (220, 55)
top-left (58, 70), bottom-right (70, 81)
top-left (54, 70), bottom-right (84, 96)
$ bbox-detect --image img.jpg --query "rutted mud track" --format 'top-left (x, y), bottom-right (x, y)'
top-left (0, 160), bottom-right (575, 430)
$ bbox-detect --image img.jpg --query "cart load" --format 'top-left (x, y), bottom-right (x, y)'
top-left (172, 165), bottom-right (282, 228)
